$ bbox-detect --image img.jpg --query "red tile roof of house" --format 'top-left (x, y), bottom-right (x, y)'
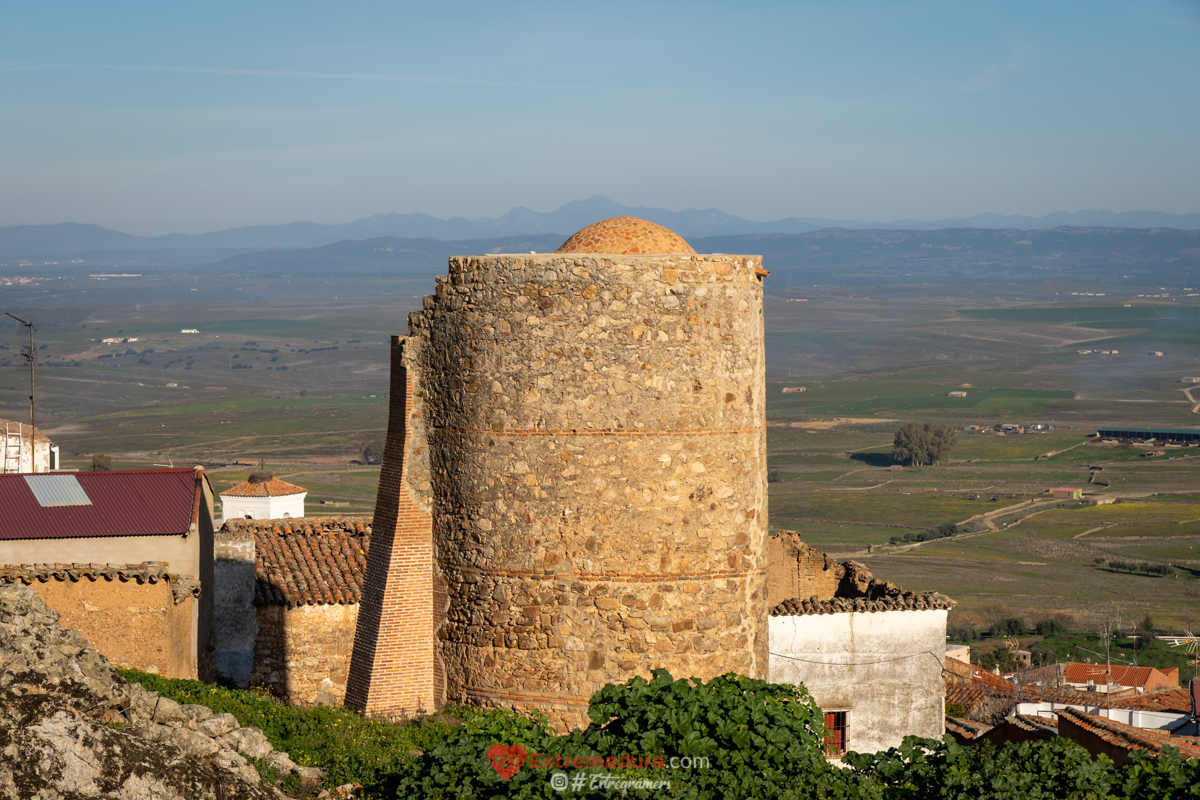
top-left (220, 472), bottom-right (306, 498)
top-left (1104, 688), bottom-right (1193, 714)
top-left (220, 517), bottom-right (371, 607)
top-left (0, 418), bottom-right (50, 441)
top-left (1056, 707), bottom-right (1200, 760)
top-left (0, 469), bottom-right (208, 540)
top-left (1061, 663), bottom-right (1176, 689)
top-left (945, 715), bottom-right (993, 740)
top-left (0, 561), bottom-right (200, 603)
top-left (770, 590), bottom-right (955, 616)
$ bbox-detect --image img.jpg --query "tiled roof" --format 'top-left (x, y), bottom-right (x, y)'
top-left (0, 469), bottom-right (207, 541)
top-left (0, 417), bottom-right (50, 441)
top-left (220, 517), bottom-right (371, 607)
top-left (770, 590), bottom-right (956, 616)
top-left (945, 715), bottom-right (993, 740)
top-left (945, 675), bottom-right (1098, 719)
top-left (220, 476), bottom-right (307, 498)
top-left (554, 217), bottom-right (696, 255)
top-left (1104, 688), bottom-right (1193, 714)
top-left (1057, 707), bottom-right (1200, 760)
top-left (1008, 714), bottom-right (1058, 739)
top-left (0, 561), bottom-right (200, 604)
top-left (1062, 663), bottom-right (1175, 688)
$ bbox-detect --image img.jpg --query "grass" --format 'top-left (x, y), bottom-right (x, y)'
top-left (117, 667), bottom-right (461, 794)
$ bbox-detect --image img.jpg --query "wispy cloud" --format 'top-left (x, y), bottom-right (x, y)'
top-left (921, 45), bottom-right (1027, 92)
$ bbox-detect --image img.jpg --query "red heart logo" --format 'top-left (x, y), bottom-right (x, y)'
top-left (486, 743), bottom-right (527, 781)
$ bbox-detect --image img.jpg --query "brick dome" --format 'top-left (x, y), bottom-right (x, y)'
top-left (554, 216), bottom-right (695, 255)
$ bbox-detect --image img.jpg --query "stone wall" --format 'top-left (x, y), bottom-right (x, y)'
top-left (8, 574), bottom-right (198, 679)
top-left (769, 608), bottom-right (949, 754)
top-left (358, 251), bottom-right (769, 729)
top-left (253, 603), bottom-right (359, 706)
top-left (766, 531), bottom-right (838, 606)
top-left (214, 527), bottom-right (257, 687)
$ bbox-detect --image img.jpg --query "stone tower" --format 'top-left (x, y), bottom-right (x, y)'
top-left (347, 217), bottom-right (769, 728)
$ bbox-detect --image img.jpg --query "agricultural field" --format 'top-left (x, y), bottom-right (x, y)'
top-left (3, 274), bottom-right (1198, 628)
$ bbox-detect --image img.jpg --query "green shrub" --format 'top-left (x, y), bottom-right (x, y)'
top-left (845, 735), bottom-right (1200, 800)
top-left (118, 668), bottom-right (456, 792)
top-left (395, 670), bottom-right (879, 799)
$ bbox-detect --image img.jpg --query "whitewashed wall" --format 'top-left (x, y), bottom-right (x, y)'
top-left (769, 609), bottom-right (947, 755)
top-left (219, 493), bottom-right (305, 522)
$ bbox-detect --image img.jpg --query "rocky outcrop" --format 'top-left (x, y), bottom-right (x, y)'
top-left (0, 583), bottom-right (320, 799)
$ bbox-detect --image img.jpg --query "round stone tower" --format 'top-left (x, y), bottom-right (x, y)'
top-left (360, 217), bottom-right (769, 729)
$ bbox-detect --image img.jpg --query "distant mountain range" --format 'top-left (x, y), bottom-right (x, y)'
top-left (209, 226), bottom-right (1200, 288)
top-left (2, 196), bottom-right (1198, 258)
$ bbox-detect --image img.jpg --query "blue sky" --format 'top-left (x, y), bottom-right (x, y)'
top-left (1, 1), bottom-right (1197, 234)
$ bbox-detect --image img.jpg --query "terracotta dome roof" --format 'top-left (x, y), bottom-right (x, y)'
top-left (554, 217), bottom-right (695, 255)
top-left (221, 475), bottom-right (307, 498)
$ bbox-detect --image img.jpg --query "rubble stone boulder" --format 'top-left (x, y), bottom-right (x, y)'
top-left (0, 583), bottom-right (323, 798)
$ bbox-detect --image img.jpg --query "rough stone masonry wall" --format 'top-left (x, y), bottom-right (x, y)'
top-left (253, 603), bottom-right (359, 706)
top-left (402, 252), bottom-right (768, 729)
top-left (214, 527), bottom-right (257, 687)
top-left (766, 531), bottom-right (839, 607)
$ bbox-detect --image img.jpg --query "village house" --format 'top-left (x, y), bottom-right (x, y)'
top-left (1, 418), bottom-right (58, 473)
top-left (0, 467), bottom-right (216, 679)
top-left (214, 516), bottom-right (369, 705)
top-left (219, 470), bottom-right (307, 521)
top-left (1060, 663), bottom-right (1179, 694)
top-left (766, 533), bottom-right (953, 755)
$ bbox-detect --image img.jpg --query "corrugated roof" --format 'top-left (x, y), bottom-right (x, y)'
top-left (24, 474), bottom-right (92, 507)
top-left (0, 469), bottom-right (203, 540)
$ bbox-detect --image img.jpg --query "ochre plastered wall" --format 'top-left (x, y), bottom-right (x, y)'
top-left (19, 578), bottom-right (196, 679)
top-left (355, 252), bottom-right (769, 729)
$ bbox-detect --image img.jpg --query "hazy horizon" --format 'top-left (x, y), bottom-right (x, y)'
top-left (2, 1), bottom-right (1198, 235)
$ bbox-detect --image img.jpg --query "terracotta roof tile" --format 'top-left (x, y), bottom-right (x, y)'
top-left (0, 561), bottom-right (200, 604)
top-left (220, 476), bottom-right (307, 498)
top-left (1104, 688), bottom-right (1193, 714)
top-left (1061, 662), bottom-right (1177, 689)
top-left (770, 590), bottom-right (956, 616)
top-left (945, 715), bottom-right (993, 739)
top-left (554, 217), bottom-right (696, 255)
top-left (220, 517), bottom-right (371, 607)
top-left (1057, 707), bottom-right (1200, 760)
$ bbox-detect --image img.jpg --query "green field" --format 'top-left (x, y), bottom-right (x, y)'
top-left (5, 276), bottom-right (1199, 629)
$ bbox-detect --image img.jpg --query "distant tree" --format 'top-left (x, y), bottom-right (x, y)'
top-left (361, 439), bottom-right (385, 465)
top-left (1140, 613), bottom-right (1156, 633)
top-left (995, 617), bottom-right (1025, 636)
top-left (892, 422), bottom-right (958, 466)
top-left (91, 453), bottom-right (113, 471)
top-left (1035, 618), bottom-right (1067, 636)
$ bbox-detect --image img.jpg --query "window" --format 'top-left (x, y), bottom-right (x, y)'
top-left (823, 711), bottom-right (848, 757)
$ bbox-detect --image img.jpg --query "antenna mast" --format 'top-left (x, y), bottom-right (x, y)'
top-left (4, 313), bottom-right (36, 466)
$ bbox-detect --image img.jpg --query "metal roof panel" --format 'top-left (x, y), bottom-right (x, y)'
top-left (0, 469), bottom-right (199, 540)
top-left (23, 474), bottom-right (92, 507)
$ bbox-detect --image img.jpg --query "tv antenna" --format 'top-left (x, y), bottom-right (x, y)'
top-left (4, 312), bottom-right (37, 444)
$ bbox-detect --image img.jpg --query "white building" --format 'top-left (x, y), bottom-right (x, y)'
top-left (219, 471), bottom-right (306, 522)
top-left (1, 419), bottom-right (59, 473)
top-left (769, 591), bottom-right (954, 756)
